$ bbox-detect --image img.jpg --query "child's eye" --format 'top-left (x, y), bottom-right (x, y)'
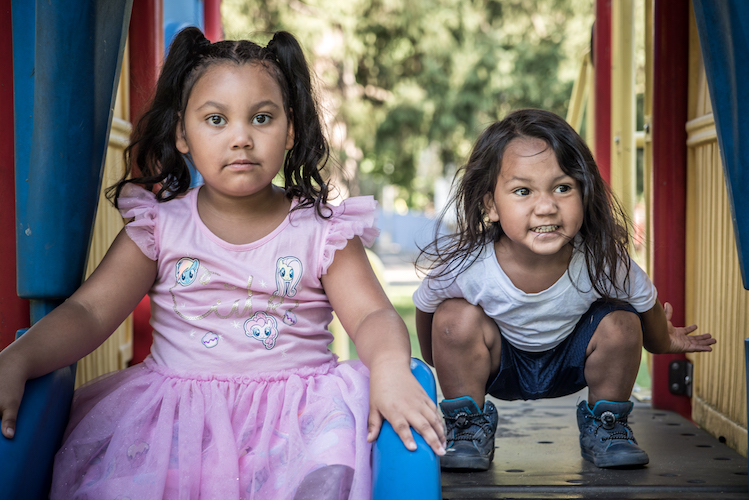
top-left (253, 114), bottom-right (271, 125)
top-left (207, 115), bottom-right (226, 126)
top-left (513, 187), bottom-right (530, 196)
top-left (555, 184), bottom-right (572, 193)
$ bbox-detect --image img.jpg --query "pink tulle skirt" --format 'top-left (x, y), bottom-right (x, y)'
top-left (50, 357), bottom-right (372, 499)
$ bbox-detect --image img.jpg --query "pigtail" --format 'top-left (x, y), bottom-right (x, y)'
top-left (107, 27), bottom-right (211, 207)
top-left (266, 32), bottom-right (331, 218)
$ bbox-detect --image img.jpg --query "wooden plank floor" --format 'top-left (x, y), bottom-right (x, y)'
top-left (440, 390), bottom-right (748, 500)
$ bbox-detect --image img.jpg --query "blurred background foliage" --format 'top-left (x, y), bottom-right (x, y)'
top-left (222, 0), bottom-right (593, 210)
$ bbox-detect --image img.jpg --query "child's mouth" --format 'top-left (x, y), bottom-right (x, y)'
top-left (532, 225), bottom-right (559, 233)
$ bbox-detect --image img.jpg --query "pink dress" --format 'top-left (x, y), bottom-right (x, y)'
top-left (51, 184), bottom-right (379, 499)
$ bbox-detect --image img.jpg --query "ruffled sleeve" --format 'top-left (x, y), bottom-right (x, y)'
top-left (118, 183), bottom-right (159, 261)
top-left (320, 196), bottom-right (380, 276)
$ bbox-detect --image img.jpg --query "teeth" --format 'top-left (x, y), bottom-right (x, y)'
top-left (533, 225), bottom-right (559, 233)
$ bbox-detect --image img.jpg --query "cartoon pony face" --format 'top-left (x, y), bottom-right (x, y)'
top-left (244, 312), bottom-right (279, 350)
top-left (274, 256), bottom-right (303, 298)
top-left (175, 258), bottom-right (200, 287)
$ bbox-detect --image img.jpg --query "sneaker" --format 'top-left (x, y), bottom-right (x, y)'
top-left (577, 400), bottom-right (649, 468)
top-left (439, 396), bottom-right (498, 471)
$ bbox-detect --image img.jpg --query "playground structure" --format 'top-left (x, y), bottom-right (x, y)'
top-left (0, 0), bottom-right (748, 498)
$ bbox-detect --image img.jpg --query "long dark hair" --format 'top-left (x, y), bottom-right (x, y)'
top-left (417, 108), bottom-right (632, 298)
top-left (107, 27), bottom-right (330, 216)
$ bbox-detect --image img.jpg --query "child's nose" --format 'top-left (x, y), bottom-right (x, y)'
top-left (535, 192), bottom-right (558, 213)
top-left (231, 124), bottom-right (254, 149)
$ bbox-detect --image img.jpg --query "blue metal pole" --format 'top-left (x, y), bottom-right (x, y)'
top-left (692, 0), bottom-right (749, 290)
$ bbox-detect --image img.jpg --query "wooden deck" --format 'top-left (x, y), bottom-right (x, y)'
top-left (440, 391), bottom-right (747, 500)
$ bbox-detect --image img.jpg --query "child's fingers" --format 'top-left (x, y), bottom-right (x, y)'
top-left (367, 410), bottom-right (383, 444)
top-left (410, 413), bottom-right (447, 456)
top-left (387, 417), bottom-right (417, 452)
top-left (681, 324), bottom-right (698, 334)
top-left (691, 333), bottom-right (715, 343)
top-left (663, 301), bottom-right (673, 321)
top-left (424, 402), bottom-right (447, 448)
top-left (1, 407), bottom-right (17, 439)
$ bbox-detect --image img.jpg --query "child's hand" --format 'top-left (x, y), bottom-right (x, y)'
top-left (663, 302), bottom-right (716, 353)
top-left (0, 360), bottom-right (28, 439)
top-left (367, 363), bottom-right (446, 456)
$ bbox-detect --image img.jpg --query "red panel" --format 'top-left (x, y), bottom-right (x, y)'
top-left (0, 0), bottom-right (30, 350)
top-left (650, 0), bottom-right (691, 418)
top-left (204, 0), bottom-right (223, 43)
top-left (593, 0), bottom-right (612, 184)
top-left (129, 0), bottom-right (164, 127)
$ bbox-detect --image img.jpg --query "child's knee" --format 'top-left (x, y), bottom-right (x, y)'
top-left (433, 299), bottom-right (491, 345)
top-left (596, 310), bottom-right (643, 350)
top-left (294, 464), bottom-right (354, 500)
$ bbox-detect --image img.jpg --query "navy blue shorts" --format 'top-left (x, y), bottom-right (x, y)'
top-left (486, 300), bottom-right (640, 401)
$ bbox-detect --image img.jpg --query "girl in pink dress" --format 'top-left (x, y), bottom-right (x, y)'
top-left (0, 27), bottom-right (445, 499)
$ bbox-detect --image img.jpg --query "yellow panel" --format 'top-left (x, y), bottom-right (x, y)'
top-left (610, 0), bottom-right (636, 223)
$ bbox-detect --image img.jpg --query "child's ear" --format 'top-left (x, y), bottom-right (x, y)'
top-left (175, 118), bottom-right (189, 154)
top-left (483, 192), bottom-right (500, 222)
top-left (285, 109), bottom-right (295, 150)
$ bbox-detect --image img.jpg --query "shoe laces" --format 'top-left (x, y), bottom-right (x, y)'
top-left (445, 411), bottom-right (494, 442)
top-left (585, 410), bottom-right (637, 444)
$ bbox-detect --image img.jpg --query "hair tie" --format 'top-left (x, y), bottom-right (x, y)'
top-left (192, 35), bottom-right (211, 58)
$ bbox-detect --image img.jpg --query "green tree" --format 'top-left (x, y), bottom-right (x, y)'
top-left (222, 0), bottom-right (593, 208)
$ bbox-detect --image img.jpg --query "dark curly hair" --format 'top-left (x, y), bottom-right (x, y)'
top-left (108, 27), bottom-right (330, 216)
top-left (417, 108), bottom-right (632, 299)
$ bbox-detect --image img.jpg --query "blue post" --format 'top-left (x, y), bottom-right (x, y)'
top-left (372, 358), bottom-right (442, 499)
top-left (692, 0), bottom-right (749, 289)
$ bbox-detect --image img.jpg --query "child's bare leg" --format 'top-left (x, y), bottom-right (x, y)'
top-left (431, 299), bottom-right (501, 470)
top-left (431, 299), bottom-right (502, 406)
top-left (584, 310), bottom-right (643, 404)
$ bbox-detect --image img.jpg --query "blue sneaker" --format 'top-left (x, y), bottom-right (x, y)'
top-left (577, 400), bottom-right (649, 468)
top-left (439, 396), bottom-right (498, 471)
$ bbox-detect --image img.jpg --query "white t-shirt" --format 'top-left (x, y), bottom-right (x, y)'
top-left (412, 242), bottom-right (658, 352)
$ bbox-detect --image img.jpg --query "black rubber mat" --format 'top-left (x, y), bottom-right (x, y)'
top-left (440, 391), bottom-right (748, 499)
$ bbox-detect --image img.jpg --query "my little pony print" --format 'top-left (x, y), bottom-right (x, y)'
top-left (274, 256), bottom-right (302, 298)
top-left (244, 312), bottom-right (279, 350)
top-left (175, 257), bottom-right (199, 286)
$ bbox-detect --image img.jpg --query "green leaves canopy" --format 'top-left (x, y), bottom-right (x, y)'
top-left (223, 0), bottom-right (592, 207)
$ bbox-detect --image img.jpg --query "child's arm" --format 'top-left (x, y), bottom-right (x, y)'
top-left (640, 299), bottom-right (716, 354)
top-left (322, 237), bottom-right (446, 455)
top-left (0, 229), bottom-right (157, 439)
top-left (415, 308), bottom-right (435, 366)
